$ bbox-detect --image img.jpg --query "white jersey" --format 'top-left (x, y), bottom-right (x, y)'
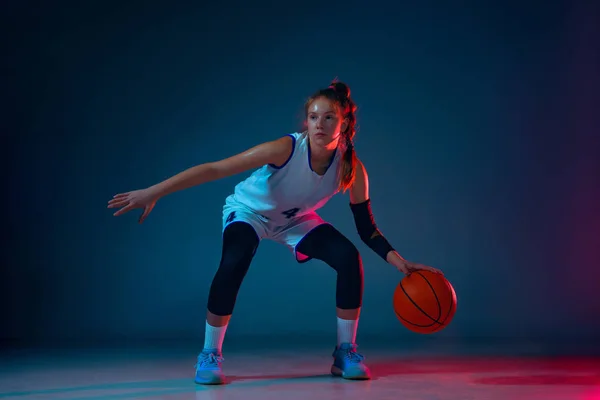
top-left (224, 132), bottom-right (341, 225)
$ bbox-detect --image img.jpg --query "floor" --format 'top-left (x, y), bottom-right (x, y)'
top-left (1, 339), bottom-right (599, 400)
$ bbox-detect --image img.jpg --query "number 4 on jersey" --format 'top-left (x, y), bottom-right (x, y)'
top-left (226, 211), bottom-right (236, 223)
top-left (282, 207), bottom-right (300, 219)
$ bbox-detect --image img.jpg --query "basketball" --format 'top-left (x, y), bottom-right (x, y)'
top-left (393, 270), bottom-right (457, 334)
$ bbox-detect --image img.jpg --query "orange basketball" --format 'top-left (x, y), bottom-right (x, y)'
top-left (393, 270), bottom-right (457, 334)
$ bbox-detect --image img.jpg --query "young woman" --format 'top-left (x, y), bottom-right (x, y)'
top-left (108, 81), bottom-right (442, 384)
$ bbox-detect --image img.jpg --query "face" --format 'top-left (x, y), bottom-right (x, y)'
top-left (306, 97), bottom-right (348, 147)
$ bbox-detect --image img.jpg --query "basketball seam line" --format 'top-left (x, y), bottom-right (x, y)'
top-left (399, 277), bottom-right (443, 326)
top-left (394, 310), bottom-right (439, 328)
top-left (416, 271), bottom-right (442, 321)
top-left (438, 278), bottom-right (455, 326)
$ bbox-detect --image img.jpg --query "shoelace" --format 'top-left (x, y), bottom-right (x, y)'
top-left (341, 345), bottom-right (365, 364)
top-left (195, 352), bottom-right (224, 368)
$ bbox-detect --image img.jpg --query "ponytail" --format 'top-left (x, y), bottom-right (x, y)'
top-left (304, 80), bottom-right (358, 192)
top-left (338, 121), bottom-right (357, 192)
top-left (330, 81), bottom-right (358, 193)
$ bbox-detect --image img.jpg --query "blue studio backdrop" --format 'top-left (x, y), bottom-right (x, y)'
top-left (3, 0), bottom-right (599, 347)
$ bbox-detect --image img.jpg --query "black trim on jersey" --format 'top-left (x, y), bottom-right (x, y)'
top-left (269, 134), bottom-right (296, 169)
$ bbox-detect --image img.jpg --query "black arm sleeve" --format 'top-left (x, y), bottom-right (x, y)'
top-left (349, 199), bottom-right (395, 261)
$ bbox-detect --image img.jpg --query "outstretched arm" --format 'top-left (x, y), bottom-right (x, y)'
top-left (348, 158), bottom-right (442, 275)
top-left (108, 136), bottom-right (293, 222)
top-left (151, 136), bottom-right (294, 197)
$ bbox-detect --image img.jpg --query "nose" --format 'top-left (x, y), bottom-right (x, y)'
top-left (316, 117), bottom-right (323, 128)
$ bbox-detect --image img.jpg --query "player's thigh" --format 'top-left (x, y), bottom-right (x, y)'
top-left (295, 222), bottom-right (360, 267)
top-left (271, 213), bottom-right (330, 262)
top-left (222, 206), bottom-right (268, 240)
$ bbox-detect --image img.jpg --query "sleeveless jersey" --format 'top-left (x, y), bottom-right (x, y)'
top-left (224, 132), bottom-right (341, 225)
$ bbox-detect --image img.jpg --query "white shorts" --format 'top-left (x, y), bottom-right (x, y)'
top-left (222, 204), bottom-right (328, 262)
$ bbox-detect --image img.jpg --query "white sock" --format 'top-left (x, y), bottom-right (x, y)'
top-left (203, 321), bottom-right (228, 353)
top-left (337, 316), bottom-right (358, 346)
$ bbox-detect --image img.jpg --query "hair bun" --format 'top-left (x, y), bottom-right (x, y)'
top-left (330, 81), bottom-right (351, 99)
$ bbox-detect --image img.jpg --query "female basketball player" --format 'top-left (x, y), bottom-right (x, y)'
top-left (107, 81), bottom-right (442, 384)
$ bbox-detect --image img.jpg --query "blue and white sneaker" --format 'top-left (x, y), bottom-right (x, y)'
top-left (194, 348), bottom-right (225, 385)
top-left (331, 343), bottom-right (371, 380)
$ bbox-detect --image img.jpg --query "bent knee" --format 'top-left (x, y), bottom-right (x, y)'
top-left (331, 241), bottom-right (362, 275)
top-left (339, 242), bottom-right (361, 264)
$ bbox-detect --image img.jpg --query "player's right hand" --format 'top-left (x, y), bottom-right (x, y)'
top-left (107, 188), bottom-right (159, 224)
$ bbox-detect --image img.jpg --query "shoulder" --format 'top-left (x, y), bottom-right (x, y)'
top-left (355, 157), bottom-right (367, 179)
top-left (259, 134), bottom-right (295, 157)
top-left (349, 157), bottom-right (369, 203)
top-left (276, 132), bottom-right (304, 150)
top-left (268, 133), bottom-right (302, 168)
top-left (352, 156), bottom-right (368, 187)
top-left (289, 131), bottom-right (308, 147)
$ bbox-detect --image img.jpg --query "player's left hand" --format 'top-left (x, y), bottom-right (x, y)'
top-left (397, 260), bottom-right (443, 276)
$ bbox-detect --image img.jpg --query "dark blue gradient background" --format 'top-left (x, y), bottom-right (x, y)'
top-left (3, 1), bottom-right (599, 347)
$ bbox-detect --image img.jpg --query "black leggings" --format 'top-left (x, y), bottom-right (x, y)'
top-left (207, 221), bottom-right (364, 316)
